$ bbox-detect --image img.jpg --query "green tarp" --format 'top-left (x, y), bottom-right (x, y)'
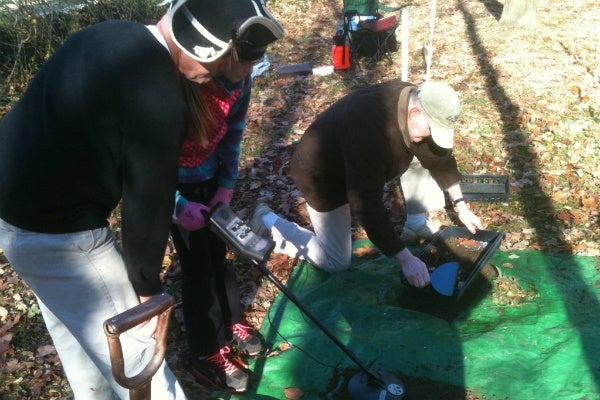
top-left (215, 239), bottom-right (600, 399)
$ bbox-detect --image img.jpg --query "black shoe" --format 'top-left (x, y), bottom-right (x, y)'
top-left (231, 323), bottom-right (265, 356)
top-left (190, 346), bottom-right (248, 393)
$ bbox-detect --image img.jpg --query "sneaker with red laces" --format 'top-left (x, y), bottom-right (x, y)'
top-left (190, 346), bottom-right (248, 393)
top-left (231, 323), bottom-right (265, 356)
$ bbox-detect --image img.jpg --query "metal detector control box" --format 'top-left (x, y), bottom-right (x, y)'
top-left (209, 203), bottom-right (275, 264)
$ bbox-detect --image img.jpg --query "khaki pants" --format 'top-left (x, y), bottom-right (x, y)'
top-left (270, 204), bottom-right (352, 273)
top-left (400, 157), bottom-right (445, 214)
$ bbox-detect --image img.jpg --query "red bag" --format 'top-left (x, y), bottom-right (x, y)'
top-left (332, 31), bottom-right (350, 70)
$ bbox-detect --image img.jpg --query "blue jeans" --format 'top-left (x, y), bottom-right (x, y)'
top-left (0, 218), bottom-right (186, 400)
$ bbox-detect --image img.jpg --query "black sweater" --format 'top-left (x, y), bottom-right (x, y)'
top-left (0, 20), bottom-right (188, 295)
top-left (290, 80), bottom-right (462, 257)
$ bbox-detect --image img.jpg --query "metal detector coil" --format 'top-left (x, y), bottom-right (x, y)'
top-left (349, 371), bottom-right (405, 400)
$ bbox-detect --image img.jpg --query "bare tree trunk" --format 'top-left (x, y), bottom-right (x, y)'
top-left (500, 0), bottom-right (537, 27)
top-left (400, 6), bottom-right (410, 81)
top-left (424, 0), bottom-right (436, 81)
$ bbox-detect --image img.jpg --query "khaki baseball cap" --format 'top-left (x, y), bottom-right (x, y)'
top-left (417, 81), bottom-right (461, 149)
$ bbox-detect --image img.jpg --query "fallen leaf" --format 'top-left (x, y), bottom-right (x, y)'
top-left (581, 195), bottom-right (599, 209)
top-left (37, 344), bottom-right (56, 357)
top-left (5, 358), bottom-right (19, 372)
top-left (278, 342), bottom-right (292, 351)
top-left (284, 387), bottom-right (304, 399)
top-left (556, 210), bottom-right (573, 222)
top-left (353, 245), bottom-right (380, 258)
top-left (0, 315), bottom-right (20, 335)
top-left (0, 340), bottom-right (10, 355)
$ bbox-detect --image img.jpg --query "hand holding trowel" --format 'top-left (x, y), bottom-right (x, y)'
top-left (398, 249), bottom-right (459, 296)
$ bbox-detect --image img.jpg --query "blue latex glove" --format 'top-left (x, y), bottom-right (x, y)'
top-left (208, 187), bottom-right (234, 209)
top-left (177, 201), bottom-right (210, 231)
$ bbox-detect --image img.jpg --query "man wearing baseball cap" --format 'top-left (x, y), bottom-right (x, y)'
top-left (0, 0), bottom-right (283, 398)
top-left (249, 80), bottom-right (483, 289)
top-left (399, 80), bottom-right (464, 244)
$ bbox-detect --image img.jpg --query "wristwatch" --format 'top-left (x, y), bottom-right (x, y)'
top-left (453, 197), bottom-right (465, 206)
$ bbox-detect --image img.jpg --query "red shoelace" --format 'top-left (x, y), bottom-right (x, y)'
top-left (207, 346), bottom-right (238, 375)
top-left (231, 323), bottom-right (253, 341)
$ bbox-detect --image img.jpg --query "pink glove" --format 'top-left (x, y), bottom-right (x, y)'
top-left (177, 201), bottom-right (210, 231)
top-left (208, 187), bottom-right (234, 209)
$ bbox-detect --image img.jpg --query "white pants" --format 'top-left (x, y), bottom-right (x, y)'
top-left (400, 157), bottom-right (445, 214)
top-left (271, 204), bottom-right (352, 273)
top-left (0, 218), bottom-right (186, 400)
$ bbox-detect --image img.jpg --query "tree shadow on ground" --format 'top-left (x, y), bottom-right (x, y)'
top-left (477, 0), bottom-right (503, 21)
top-left (458, 0), bottom-right (600, 393)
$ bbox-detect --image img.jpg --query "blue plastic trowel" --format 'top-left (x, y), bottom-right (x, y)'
top-left (429, 261), bottom-right (459, 296)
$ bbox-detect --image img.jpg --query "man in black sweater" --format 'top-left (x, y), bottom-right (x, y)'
top-left (0, 0), bottom-right (283, 398)
top-left (250, 80), bottom-right (483, 288)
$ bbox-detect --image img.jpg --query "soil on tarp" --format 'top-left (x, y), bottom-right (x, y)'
top-left (421, 236), bottom-right (494, 290)
top-left (397, 233), bottom-right (500, 321)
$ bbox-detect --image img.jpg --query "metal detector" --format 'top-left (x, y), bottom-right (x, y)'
top-left (208, 203), bottom-right (406, 400)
